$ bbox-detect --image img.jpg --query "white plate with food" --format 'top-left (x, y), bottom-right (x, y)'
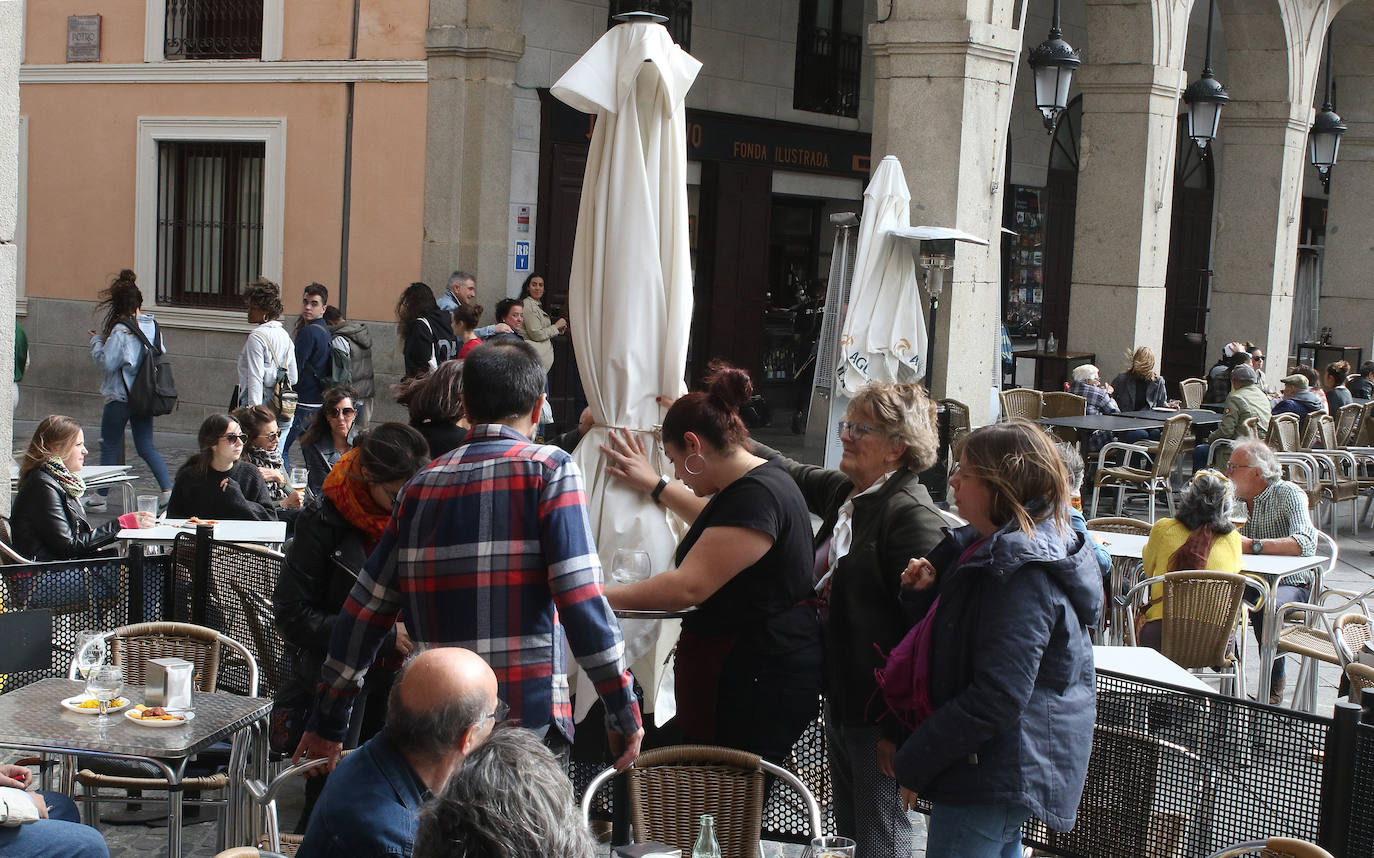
top-left (60, 695), bottom-right (131, 715)
top-left (125, 705), bottom-right (192, 727)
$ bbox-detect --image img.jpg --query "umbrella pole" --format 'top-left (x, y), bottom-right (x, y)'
top-left (924, 293), bottom-right (939, 391)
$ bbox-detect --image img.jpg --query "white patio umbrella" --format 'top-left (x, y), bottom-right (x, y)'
top-left (551, 19), bottom-right (700, 726)
top-left (838, 155), bottom-right (928, 394)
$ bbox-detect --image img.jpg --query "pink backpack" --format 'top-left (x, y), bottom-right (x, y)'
top-left (872, 596), bottom-right (940, 730)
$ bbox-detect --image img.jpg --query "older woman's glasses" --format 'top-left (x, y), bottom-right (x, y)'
top-left (221, 433), bottom-right (248, 444)
top-left (327, 407), bottom-right (356, 418)
top-left (836, 420), bottom-right (883, 441)
top-left (259, 431), bottom-right (281, 442)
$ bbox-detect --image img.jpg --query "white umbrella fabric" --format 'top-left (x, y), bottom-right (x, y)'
top-left (551, 21), bottom-right (700, 726)
top-left (838, 155), bottom-right (928, 394)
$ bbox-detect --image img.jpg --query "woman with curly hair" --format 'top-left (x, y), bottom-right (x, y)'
top-left (86, 269), bottom-right (172, 509)
top-left (237, 277), bottom-right (298, 410)
top-left (397, 282), bottom-right (459, 378)
top-left (600, 362), bottom-right (822, 765)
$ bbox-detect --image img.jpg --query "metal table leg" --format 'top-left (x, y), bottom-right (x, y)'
top-left (166, 757), bottom-right (189, 857)
top-left (1258, 588), bottom-right (1280, 705)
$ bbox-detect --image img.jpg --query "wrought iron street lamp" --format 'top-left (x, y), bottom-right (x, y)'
top-left (1183, 0), bottom-right (1229, 150)
top-left (1028, 0), bottom-right (1081, 133)
top-left (1308, 32), bottom-right (1346, 192)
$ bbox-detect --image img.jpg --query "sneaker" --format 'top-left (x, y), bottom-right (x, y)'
top-left (83, 496), bottom-right (107, 512)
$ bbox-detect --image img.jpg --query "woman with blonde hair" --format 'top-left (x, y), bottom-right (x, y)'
top-left (1111, 345), bottom-right (1176, 412)
top-left (894, 420), bottom-right (1102, 857)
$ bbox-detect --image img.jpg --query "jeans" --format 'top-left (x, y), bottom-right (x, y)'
top-left (0, 791), bottom-right (109, 858)
top-left (926, 801), bottom-right (1032, 858)
top-left (281, 404), bottom-right (320, 470)
top-left (824, 709), bottom-right (912, 857)
top-left (100, 399), bottom-right (171, 490)
top-left (1249, 582), bottom-right (1310, 683)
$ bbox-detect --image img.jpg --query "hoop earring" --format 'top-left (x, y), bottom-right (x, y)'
top-left (684, 452), bottom-right (706, 476)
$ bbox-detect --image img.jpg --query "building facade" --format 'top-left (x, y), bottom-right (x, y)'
top-left (12, 0), bottom-right (1373, 432)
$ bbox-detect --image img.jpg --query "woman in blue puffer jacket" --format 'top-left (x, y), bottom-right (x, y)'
top-left (895, 420), bottom-right (1103, 857)
top-left (87, 269), bottom-right (172, 509)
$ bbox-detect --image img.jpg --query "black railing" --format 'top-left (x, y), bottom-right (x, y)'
top-left (164, 0), bottom-right (263, 59)
top-left (793, 26), bottom-right (861, 118)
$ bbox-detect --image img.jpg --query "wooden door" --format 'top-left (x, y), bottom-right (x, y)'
top-left (1161, 121), bottom-right (1216, 387)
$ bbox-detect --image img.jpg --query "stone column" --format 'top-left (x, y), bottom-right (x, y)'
top-left (0, 0), bottom-right (21, 515)
top-left (1311, 44), bottom-right (1374, 358)
top-left (1065, 1), bottom-right (1187, 372)
top-left (1206, 100), bottom-right (1311, 365)
top-left (422, 1), bottom-right (524, 309)
top-left (869, 1), bottom-right (1020, 423)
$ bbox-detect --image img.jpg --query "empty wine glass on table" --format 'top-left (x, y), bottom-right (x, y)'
top-left (610, 548), bottom-right (652, 586)
top-left (74, 630), bottom-right (106, 680)
top-left (86, 665), bottom-right (124, 726)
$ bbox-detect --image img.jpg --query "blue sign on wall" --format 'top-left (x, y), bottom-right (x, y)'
top-left (514, 241), bottom-right (530, 272)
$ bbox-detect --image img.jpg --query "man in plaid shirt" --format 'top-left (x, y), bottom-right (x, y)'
top-left (296, 340), bottom-right (643, 772)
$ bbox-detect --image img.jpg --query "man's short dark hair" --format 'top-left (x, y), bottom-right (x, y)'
top-left (304, 282), bottom-right (329, 302)
top-left (412, 726), bottom-right (595, 858)
top-left (382, 659), bottom-right (489, 759)
top-left (461, 340), bottom-right (544, 424)
top-left (1361, 361), bottom-right (1374, 378)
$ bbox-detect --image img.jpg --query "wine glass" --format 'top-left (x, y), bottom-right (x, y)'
top-left (1229, 498), bottom-right (1249, 527)
top-left (289, 467), bottom-right (309, 495)
top-left (86, 665), bottom-right (124, 726)
top-left (610, 549), bottom-right (652, 586)
top-left (74, 631), bottom-right (106, 680)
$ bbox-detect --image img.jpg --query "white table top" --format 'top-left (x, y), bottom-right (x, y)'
top-left (1093, 645), bottom-right (1213, 693)
top-left (10, 463), bottom-right (133, 485)
top-left (1087, 529), bottom-right (1325, 580)
top-left (118, 518), bottom-right (286, 545)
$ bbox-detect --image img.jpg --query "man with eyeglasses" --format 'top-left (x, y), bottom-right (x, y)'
top-left (298, 648), bottom-right (500, 858)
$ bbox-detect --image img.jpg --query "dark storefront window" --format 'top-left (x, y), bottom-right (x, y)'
top-left (164, 0), bottom-right (263, 59)
top-left (606, 1), bottom-right (692, 50)
top-left (155, 140), bottom-right (265, 310)
top-left (794, 0), bottom-right (862, 118)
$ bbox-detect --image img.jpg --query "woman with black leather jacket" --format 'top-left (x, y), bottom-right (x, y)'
top-left (272, 423), bottom-right (430, 829)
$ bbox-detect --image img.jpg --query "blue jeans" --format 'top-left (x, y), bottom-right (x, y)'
top-left (926, 802), bottom-right (1031, 858)
top-left (100, 399), bottom-right (171, 491)
top-left (0, 792), bottom-right (109, 857)
top-left (281, 404), bottom-right (320, 470)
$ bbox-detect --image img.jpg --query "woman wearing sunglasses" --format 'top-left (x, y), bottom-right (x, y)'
top-left (166, 414), bottom-right (277, 521)
top-left (233, 405), bottom-right (306, 509)
top-left (300, 387), bottom-right (360, 496)
top-left (274, 423), bottom-right (430, 830)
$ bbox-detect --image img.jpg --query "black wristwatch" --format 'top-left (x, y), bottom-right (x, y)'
top-left (650, 475), bottom-right (669, 505)
top-left (1250, 538), bottom-right (1264, 555)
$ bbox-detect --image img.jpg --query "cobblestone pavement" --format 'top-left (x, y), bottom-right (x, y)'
top-left (13, 418), bottom-right (1369, 857)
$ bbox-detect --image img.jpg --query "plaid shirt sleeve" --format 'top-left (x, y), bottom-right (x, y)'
top-left (1241, 481), bottom-right (1318, 586)
top-left (309, 521), bottom-right (405, 742)
top-left (540, 457), bottom-right (642, 736)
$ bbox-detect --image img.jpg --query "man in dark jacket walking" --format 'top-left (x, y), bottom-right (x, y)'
top-left (284, 283), bottom-right (332, 465)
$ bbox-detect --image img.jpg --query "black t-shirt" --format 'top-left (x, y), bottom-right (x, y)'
top-left (676, 459), bottom-right (819, 653)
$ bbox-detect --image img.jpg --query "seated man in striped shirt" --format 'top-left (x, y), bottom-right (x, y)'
top-left (1226, 441), bottom-right (1318, 704)
top-left (296, 338), bottom-right (643, 772)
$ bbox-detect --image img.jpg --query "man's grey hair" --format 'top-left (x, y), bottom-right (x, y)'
top-left (1055, 441), bottom-right (1085, 494)
top-left (1230, 365), bottom-right (1257, 387)
top-left (412, 726), bottom-right (595, 858)
top-left (1072, 364), bottom-right (1099, 383)
top-left (1175, 470), bottom-right (1236, 534)
top-left (382, 658), bottom-right (490, 759)
top-left (448, 270), bottom-right (475, 289)
top-left (1233, 440), bottom-right (1283, 483)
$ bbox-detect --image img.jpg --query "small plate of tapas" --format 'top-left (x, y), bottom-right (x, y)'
top-left (125, 705), bottom-right (192, 726)
top-left (60, 695), bottom-right (131, 715)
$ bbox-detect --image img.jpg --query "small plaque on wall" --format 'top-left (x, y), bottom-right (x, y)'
top-left (67, 15), bottom-right (101, 63)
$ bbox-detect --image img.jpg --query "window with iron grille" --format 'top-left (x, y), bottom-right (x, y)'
top-left (164, 0), bottom-right (263, 59)
top-left (606, 0), bottom-right (692, 51)
top-left (794, 0), bottom-right (862, 118)
top-left (155, 141), bottom-right (265, 310)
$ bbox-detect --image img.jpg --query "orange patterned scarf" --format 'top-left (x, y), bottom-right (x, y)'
top-left (322, 448), bottom-right (391, 552)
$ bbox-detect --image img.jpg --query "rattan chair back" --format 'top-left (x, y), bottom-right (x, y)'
top-left (1042, 391), bottom-right (1087, 443)
top-left (1205, 837), bottom-right (1336, 858)
top-left (1299, 414), bottom-right (1323, 450)
top-left (625, 746), bottom-right (766, 858)
top-left (1334, 403), bottom-right (1362, 446)
top-left (999, 388), bottom-right (1043, 421)
top-left (1356, 401), bottom-right (1374, 445)
top-left (1241, 416), bottom-right (1261, 440)
top-left (1267, 414), bottom-right (1301, 452)
top-left (1346, 663), bottom-right (1374, 704)
top-left (1160, 570), bottom-right (1247, 670)
top-left (941, 398), bottom-right (972, 456)
top-left (1150, 413), bottom-right (1193, 476)
top-left (108, 621), bottom-right (225, 692)
top-left (1180, 378), bottom-right (1206, 409)
top-left (1086, 517), bottom-right (1152, 535)
top-left (1336, 613), bottom-right (1372, 664)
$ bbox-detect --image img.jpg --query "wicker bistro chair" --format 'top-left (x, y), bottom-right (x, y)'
top-left (580, 745), bottom-right (822, 858)
top-left (999, 388), bottom-right (1044, 421)
top-left (1085, 517), bottom-right (1153, 535)
top-left (1334, 402), bottom-right (1363, 446)
top-left (1086, 517), bottom-right (1152, 642)
top-left (1354, 400), bottom-right (1374, 446)
top-left (1266, 413), bottom-right (1302, 452)
top-left (1298, 416), bottom-right (1361, 536)
top-left (1179, 378), bottom-right (1207, 409)
top-left (1118, 570), bottom-right (1254, 698)
top-left (66, 622), bottom-right (259, 834)
top-left (941, 398), bottom-right (972, 455)
top-left (1090, 413), bottom-right (1192, 520)
top-left (1042, 391), bottom-right (1087, 444)
top-left (1346, 662), bottom-right (1374, 704)
top-left (1205, 837), bottom-right (1336, 858)
top-left (1271, 560), bottom-right (1373, 713)
top-left (1206, 416), bottom-right (1262, 471)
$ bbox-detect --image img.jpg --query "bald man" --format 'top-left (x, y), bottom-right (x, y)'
top-left (297, 648), bottom-right (499, 858)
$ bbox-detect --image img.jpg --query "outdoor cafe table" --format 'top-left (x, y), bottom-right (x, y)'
top-left (117, 519), bottom-right (287, 550)
top-left (1094, 644), bottom-right (1212, 693)
top-left (1121, 408), bottom-right (1224, 430)
top-left (1088, 529), bottom-right (1327, 705)
top-left (10, 463), bottom-right (138, 511)
top-left (0, 677), bottom-right (271, 856)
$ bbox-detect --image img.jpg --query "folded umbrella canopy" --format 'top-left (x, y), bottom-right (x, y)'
top-left (552, 20), bottom-right (701, 725)
top-left (839, 155), bottom-right (927, 394)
